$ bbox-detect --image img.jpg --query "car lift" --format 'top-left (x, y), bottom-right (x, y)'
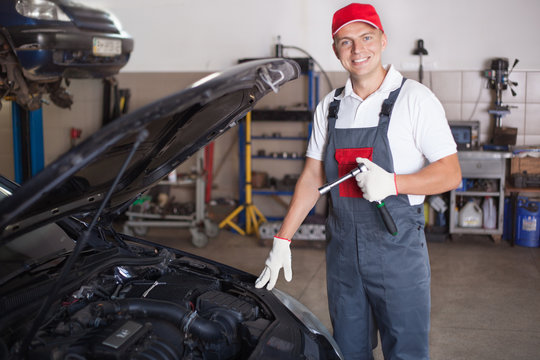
top-left (219, 112), bottom-right (267, 236)
top-left (11, 102), bottom-right (44, 183)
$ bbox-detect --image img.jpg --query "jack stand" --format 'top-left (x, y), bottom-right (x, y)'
top-left (11, 102), bottom-right (44, 183)
top-left (219, 112), bottom-right (267, 235)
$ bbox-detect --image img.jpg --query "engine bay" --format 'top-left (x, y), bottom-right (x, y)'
top-left (1, 249), bottom-right (274, 360)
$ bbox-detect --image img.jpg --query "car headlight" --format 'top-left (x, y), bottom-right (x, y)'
top-left (16, 0), bottom-right (71, 21)
top-left (272, 288), bottom-right (344, 359)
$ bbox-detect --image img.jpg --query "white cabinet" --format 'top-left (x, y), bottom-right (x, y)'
top-left (449, 151), bottom-right (511, 240)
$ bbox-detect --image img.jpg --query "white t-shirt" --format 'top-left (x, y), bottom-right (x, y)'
top-left (306, 65), bottom-right (457, 205)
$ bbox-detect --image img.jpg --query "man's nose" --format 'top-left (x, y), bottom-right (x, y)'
top-left (352, 40), bottom-right (364, 53)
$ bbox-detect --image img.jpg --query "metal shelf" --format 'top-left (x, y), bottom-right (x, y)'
top-left (449, 151), bottom-right (511, 240)
top-left (123, 149), bottom-right (218, 248)
top-left (253, 189), bottom-right (294, 196)
top-left (237, 57), bottom-right (318, 225)
top-left (252, 156), bottom-right (304, 160)
top-left (251, 109), bottom-right (313, 122)
top-left (455, 191), bottom-right (500, 197)
top-left (252, 136), bottom-right (308, 141)
top-left (451, 227), bottom-right (498, 234)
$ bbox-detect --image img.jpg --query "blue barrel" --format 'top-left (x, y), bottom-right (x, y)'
top-left (502, 197), bottom-right (511, 241)
top-left (516, 197), bottom-right (540, 247)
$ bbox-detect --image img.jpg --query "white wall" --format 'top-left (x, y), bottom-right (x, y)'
top-left (93, 0), bottom-right (540, 72)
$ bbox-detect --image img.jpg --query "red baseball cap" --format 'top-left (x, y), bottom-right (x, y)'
top-left (332, 3), bottom-right (384, 37)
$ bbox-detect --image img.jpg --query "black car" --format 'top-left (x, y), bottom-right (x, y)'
top-left (0, 0), bottom-right (134, 110)
top-left (0, 58), bottom-right (343, 360)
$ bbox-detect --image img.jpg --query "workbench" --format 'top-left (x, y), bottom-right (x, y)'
top-left (449, 150), bottom-right (512, 241)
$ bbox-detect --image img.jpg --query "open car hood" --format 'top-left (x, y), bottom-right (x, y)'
top-left (0, 58), bottom-right (300, 241)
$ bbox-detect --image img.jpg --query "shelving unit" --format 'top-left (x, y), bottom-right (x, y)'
top-left (123, 149), bottom-right (218, 248)
top-left (237, 58), bottom-right (318, 221)
top-left (449, 150), bottom-right (512, 241)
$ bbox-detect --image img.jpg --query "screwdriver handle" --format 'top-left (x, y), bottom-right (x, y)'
top-left (376, 201), bottom-right (398, 236)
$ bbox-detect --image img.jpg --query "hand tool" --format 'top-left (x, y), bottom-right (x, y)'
top-left (318, 163), bottom-right (398, 236)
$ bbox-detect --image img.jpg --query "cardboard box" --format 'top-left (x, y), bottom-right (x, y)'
top-left (511, 157), bottom-right (540, 174)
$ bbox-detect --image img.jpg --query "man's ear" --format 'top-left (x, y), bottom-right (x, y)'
top-left (381, 32), bottom-right (388, 51)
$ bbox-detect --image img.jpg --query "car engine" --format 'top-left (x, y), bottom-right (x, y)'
top-left (0, 249), bottom-right (273, 360)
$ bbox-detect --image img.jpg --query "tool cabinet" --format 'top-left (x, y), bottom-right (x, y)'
top-left (449, 150), bottom-right (511, 241)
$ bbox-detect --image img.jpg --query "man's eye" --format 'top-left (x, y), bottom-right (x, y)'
top-left (364, 36), bottom-right (372, 41)
top-left (340, 40), bottom-right (351, 46)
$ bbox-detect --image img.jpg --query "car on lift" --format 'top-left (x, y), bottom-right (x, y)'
top-left (0, 0), bottom-right (134, 111)
top-left (0, 58), bottom-right (343, 360)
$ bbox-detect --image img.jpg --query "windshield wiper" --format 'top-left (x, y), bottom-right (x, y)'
top-left (0, 249), bottom-right (70, 287)
top-left (19, 129), bottom-right (149, 359)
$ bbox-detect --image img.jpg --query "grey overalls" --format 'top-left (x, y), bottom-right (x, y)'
top-left (324, 79), bottom-right (431, 360)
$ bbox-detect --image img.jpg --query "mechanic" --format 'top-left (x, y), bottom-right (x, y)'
top-left (255, 3), bottom-right (462, 360)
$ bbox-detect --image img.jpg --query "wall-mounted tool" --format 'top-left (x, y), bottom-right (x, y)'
top-left (319, 163), bottom-right (398, 236)
top-left (484, 58), bottom-right (519, 147)
top-left (412, 39), bottom-right (428, 84)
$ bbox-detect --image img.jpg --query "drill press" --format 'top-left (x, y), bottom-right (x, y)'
top-left (484, 58), bottom-right (519, 148)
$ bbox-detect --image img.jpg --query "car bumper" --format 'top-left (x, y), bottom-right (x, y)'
top-left (10, 29), bottom-right (134, 79)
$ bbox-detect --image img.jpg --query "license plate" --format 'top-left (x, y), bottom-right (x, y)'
top-left (92, 37), bottom-right (121, 57)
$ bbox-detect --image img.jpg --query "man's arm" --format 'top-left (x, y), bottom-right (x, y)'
top-left (255, 157), bottom-right (325, 290)
top-left (396, 153), bottom-right (461, 195)
top-left (277, 157), bottom-right (326, 239)
top-left (356, 153), bottom-right (461, 202)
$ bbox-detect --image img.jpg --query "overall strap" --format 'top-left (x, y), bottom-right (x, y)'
top-left (372, 77), bottom-right (407, 173)
top-left (327, 87), bottom-right (345, 130)
top-left (378, 77), bottom-right (407, 130)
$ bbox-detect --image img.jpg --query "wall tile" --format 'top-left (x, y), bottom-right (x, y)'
top-left (526, 72), bottom-right (540, 103)
top-left (431, 71), bottom-right (462, 103)
top-left (462, 71), bottom-right (491, 103)
top-left (461, 102), bottom-right (491, 136)
top-left (515, 134), bottom-right (526, 146)
top-left (67, 79), bottom-right (104, 103)
top-left (0, 155), bottom-right (14, 181)
top-left (525, 103), bottom-right (540, 135)
top-left (402, 71), bottom-right (431, 88)
top-left (441, 102), bottom-right (461, 121)
top-left (324, 71), bottom-right (349, 95)
top-left (524, 135), bottom-right (540, 145)
top-left (43, 128), bottom-right (71, 165)
top-left (0, 128), bottom-right (13, 154)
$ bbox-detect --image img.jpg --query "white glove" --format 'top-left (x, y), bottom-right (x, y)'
top-left (355, 157), bottom-right (398, 202)
top-left (255, 236), bottom-right (292, 290)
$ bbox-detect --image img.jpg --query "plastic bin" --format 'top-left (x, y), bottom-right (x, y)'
top-left (515, 197), bottom-right (540, 247)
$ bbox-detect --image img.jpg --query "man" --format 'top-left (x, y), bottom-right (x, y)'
top-left (255, 3), bottom-right (461, 360)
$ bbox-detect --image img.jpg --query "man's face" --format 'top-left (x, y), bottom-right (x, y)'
top-left (333, 21), bottom-right (387, 80)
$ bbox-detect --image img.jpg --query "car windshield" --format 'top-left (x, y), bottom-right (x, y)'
top-left (0, 181), bottom-right (75, 279)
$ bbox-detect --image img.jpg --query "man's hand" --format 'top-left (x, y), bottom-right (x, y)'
top-left (255, 236), bottom-right (292, 290)
top-left (355, 157), bottom-right (398, 202)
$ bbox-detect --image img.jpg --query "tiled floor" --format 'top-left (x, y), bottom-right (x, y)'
top-left (139, 225), bottom-right (540, 360)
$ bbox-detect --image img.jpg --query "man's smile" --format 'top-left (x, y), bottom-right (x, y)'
top-left (353, 56), bottom-right (370, 64)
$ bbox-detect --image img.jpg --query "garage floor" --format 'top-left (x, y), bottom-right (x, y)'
top-left (140, 224), bottom-right (540, 360)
